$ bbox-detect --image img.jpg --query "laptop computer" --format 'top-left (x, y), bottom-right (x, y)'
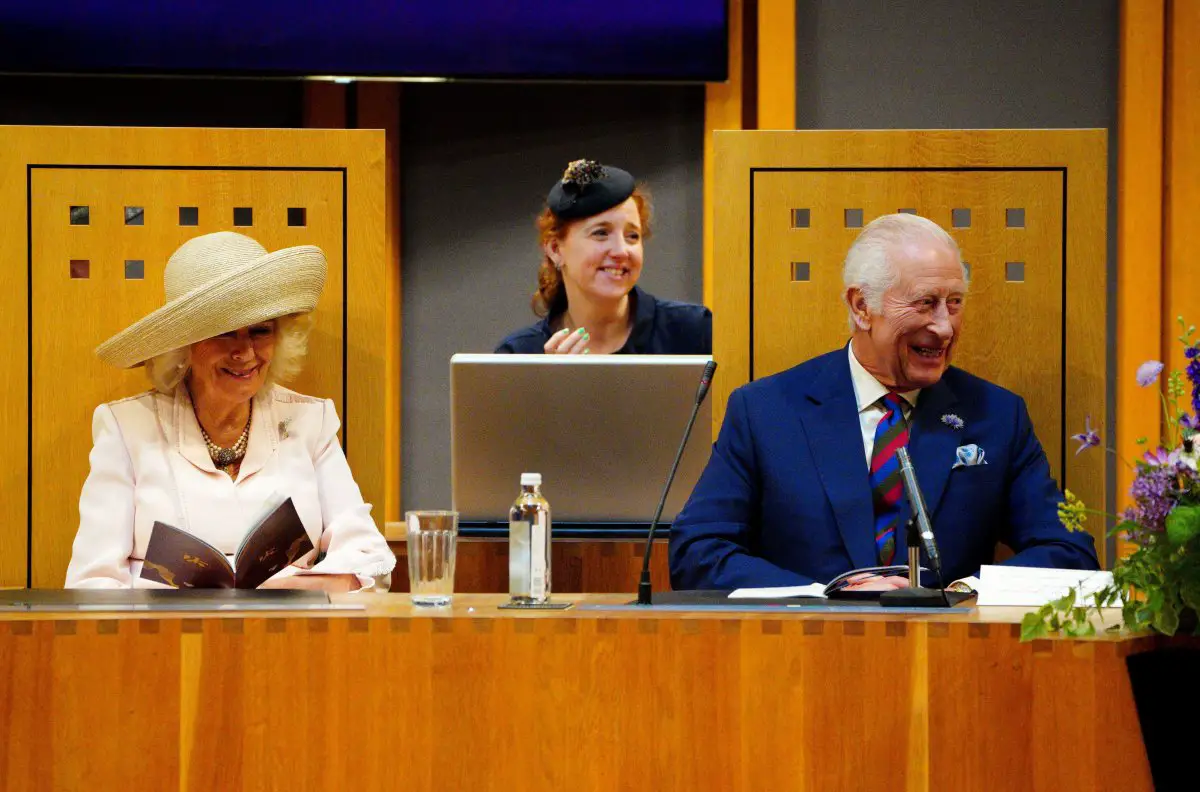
top-left (450, 354), bottom-right (713, 531)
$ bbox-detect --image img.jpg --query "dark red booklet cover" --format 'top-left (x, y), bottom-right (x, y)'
top-left (140, 497), bottom-right (314, 589)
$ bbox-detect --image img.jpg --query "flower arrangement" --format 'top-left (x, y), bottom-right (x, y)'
top-left (1022, 318), bottom-right (1200, 639)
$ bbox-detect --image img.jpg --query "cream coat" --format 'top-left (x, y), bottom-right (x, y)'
top-left (66, 384), bottom-right (395, 589)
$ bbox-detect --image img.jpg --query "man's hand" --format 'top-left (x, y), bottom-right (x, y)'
top-left (839, 573), bottom-right (911, 592)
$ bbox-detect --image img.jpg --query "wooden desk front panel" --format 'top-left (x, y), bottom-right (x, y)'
top-left (0, 603), bottom-right (1152, 792)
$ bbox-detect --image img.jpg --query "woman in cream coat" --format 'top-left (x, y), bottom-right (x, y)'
top-left (66, 232), bottom-right (395, 592)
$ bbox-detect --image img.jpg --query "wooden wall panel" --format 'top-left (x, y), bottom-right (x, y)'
top-left (0, 126), bottom-right (386, 587)
top-left (703, 0), bottom-right (746, 313)
top-left (750, 170), bottom-right (1065, 480)
top-left (713, 130), bottom-right (1108, 562)
top-left (29, 168), bottom-right (346, 587)
top-left (1165, 1), bottom-right (1200, 374)
top-left (1117, 0), bottom-right (1165, 554)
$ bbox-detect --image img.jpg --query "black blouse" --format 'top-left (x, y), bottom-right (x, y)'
top-left (494, 286), bottom-right (712, 355)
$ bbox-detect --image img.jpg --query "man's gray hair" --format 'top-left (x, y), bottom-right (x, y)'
top-left (841, 213), bottom-right (966, 328)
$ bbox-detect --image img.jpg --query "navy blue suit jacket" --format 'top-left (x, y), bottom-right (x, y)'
top-left (495, 286), bottom-right (712, 355)
top-left (669, 349), bottom-right (1099, 589)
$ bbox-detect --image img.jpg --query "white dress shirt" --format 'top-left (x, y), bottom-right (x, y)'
top-left (66, 383), bottom-right (396, 589)
top-left (847, 342), bottom-right (920, 468)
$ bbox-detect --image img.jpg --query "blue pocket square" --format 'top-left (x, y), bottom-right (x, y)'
top-left (953, 444), bottom-right (987, 469)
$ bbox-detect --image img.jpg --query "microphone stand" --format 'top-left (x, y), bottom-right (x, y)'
top-left (880, 447), bottom-right (952, 608)
top-left (637, 360), bottom-right (716, 605)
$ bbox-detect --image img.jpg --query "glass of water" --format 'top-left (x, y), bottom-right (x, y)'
top-left (405, 510), bottom-right (458, 606)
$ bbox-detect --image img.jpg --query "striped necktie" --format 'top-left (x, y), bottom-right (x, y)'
top-left (869, 393), bottom-right (910, 565)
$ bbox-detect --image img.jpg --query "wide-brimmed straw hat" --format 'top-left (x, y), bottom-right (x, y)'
top-left (95, 231), bottom-right (327, 369)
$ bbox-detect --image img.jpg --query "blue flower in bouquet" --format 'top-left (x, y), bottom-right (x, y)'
top-left (1187, 346), bottom-right (1200, 415)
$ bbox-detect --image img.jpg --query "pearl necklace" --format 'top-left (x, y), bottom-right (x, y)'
top-left (199, 411), bottom-right (252, 471)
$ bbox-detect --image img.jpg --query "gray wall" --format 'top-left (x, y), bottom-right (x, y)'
top-left (401, 83), bottom-right (705, 512)
top-left (794, 0), bottom-right (1120, 558)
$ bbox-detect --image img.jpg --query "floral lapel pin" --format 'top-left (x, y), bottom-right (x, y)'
top-left (278, 418), bottom-right (291, 440)
top-left (941, 413), bottom-right (964, 430)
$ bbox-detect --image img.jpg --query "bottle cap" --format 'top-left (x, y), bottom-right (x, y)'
top-left (520, 472), bottom-right (542, 487)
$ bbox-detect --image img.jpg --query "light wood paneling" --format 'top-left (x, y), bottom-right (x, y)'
top-left (356, 83), bottom-right (403, 524)
top-left (0, 603), bottom-right (1156, 791)
top-left (713, 130), bottom-right (1108, 561)
top-left (30, 168), bottom-right (346, 587)
top-left (0, 126), bottom-right (386, 587)
top-left (1165, 1), bottom-right (1200, 374)
top-left (756, 0), bottom-right (796, 130)
top-left (703, 0), bottom-right (746, 312)
top-left (751, 170), bottom-right (1065, 479)
top-left (1117, 0), bottom-right (1165, 556)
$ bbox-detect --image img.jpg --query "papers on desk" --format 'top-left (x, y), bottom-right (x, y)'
top-left (974, 565), bottom-right (1116, 607)
top-left (728, 583), bottom-right (828, 599)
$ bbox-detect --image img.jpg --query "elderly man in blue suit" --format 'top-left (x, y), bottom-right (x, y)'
top-left (670, 213), bottom-right (1099, 592)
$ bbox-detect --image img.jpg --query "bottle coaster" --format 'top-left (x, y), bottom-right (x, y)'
top-left (498, 601), bottom-right (573, 610)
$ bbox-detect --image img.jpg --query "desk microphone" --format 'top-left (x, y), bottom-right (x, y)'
top-left (637, 360), bottom-right (716, 606)
top-left (879, 446), bottom-right (952, 608)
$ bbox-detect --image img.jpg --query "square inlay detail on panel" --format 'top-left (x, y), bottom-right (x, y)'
top-left (233, 207), bottom-right (253, 227)
top-left (124, 260), bottom-right (145, 280)
top-left (790, 208), bottom-right (810, 229)
top-left (288, 207), bottom-right (308, 227)
top-left (898, 208), bottom-right (917, 215)
top-left (1005, 261), bottom-right (1026, 282)
top-left (791, 262), bottom-right (811, 281)
top-left (124, 206), bottom-right (144, 226)
top-left (69, 259), bottom-right (89, 279)
top-left (844, 208), bottom-right (864, 228)
top-left (951, 208), bottom-right (971, 228)
top-left (1006, 208), bottom-right (1026, 228)
top-left (69, 206), bottom-right (89, 225)
top-left (179, 206), bottom-right (199, 226)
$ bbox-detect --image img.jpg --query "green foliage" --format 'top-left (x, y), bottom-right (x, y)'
top-left (1166, 505), bottom-right (1200, 547)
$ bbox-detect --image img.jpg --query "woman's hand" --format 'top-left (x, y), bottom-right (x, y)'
top-left (259, 573), bottom-right (361, 593)
top-left (544, 327), bottom-right (591, 355)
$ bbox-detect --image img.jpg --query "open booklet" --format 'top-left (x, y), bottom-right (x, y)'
top-left (728, 564), bottom-right (927, 600)
top-left (140, 496), bottom-right (315, 589)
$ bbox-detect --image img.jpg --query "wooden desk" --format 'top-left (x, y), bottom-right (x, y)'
top-left (0, 595), bottom-right (1154, 791)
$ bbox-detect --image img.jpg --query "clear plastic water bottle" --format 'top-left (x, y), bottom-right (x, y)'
top-left (509, 472), bottom-right (551, 604)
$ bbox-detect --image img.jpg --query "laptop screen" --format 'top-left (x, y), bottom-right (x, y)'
top-left (450, 354), bottom-right (713, 527)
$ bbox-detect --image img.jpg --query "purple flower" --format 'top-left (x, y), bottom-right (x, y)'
top-left (1071, 415), bottom-right (1101, 455)
top-left (941, 413), bottom-right (964, 430)
top-left (1142, 446), bottom-right (1181, 467)
top-left (1125, 460), bottom-right (1197, 539)
top-left (1136, 360), bottom-right (1165, 387)
top-left (1181, 413), bottom-right (1200, 432)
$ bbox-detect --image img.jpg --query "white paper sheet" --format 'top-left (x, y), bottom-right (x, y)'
top-left (975, 565), bottom-right (1116, 607)
top-left (728, 583), bottom-right (828, 599)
